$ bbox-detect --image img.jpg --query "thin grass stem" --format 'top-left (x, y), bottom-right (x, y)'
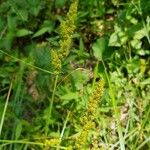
top-left (0, 82), bottom-right (12, 136)
top-left (45, 75), bottom-right (59, 135)
top-left (0, 49), bottom-right (54, 75)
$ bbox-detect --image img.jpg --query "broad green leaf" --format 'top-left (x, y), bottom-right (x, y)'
top-left (17, 9), bottom-right (28, 21)
top-left (134, 28), bottom-right (147, 40)
top-left (137, 49), bottom-right (150, 56)
top-left (92, 37), bottom-right (108, 60)
top-left (16, 29), bottom-right (33, 37)
top-left (126, 58), bottom-right (140, 74)
top-left (141, 78), bottom-right (150, 85)
top-left (131, 39), bottom-right (142, 49)
top-left (126, 15), bottom-right (138, 25)
top-left (32, 27), bottom-right (51, 38)
top-left (61, 92), bottom-right (79, 100)
top-left (109, 32), bottom-right (121, 47)
top-left (61, 92), bottom-right (79, 105)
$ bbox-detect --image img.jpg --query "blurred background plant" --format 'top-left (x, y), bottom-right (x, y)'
top-left (0, 0), bottom-right (149, 149)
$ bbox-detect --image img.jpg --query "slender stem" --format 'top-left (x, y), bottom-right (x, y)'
top-left (0, 49), bottom-right (54, 75)
top-left (50, 75), bottom-right (59, 115)
top-left (0, 82), bottom-right (12, 136)
top-left (0, 25), bottom-right (7, 40)
top-left (133, 105), bottom-right (150, 149)
top-left (0, 140), bottom-right (44, 146)
top-left (0, 139), bottom-right (68, 149)
top-left (112, 127), bottom-right (138, 149)
top-left (57, 68), bottom-right (90, 88)
top-left (60, 111), bottom-right (70, 141)
top-left (45, 75), bottom-right (59, 135)
top-left (137, 137), bottom-right (150, 150)
top-left (50, 75), bottom-right (58, 111)
top-left (56, 111), bottom-right (71, 150)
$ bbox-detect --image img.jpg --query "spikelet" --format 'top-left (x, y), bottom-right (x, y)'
top-left (44, 138), bottom-right (60, 149)
top-left (58, 0), bottom-right (78, 60)
top-left (75, 79), bottom-right (105, 149)
top-left (51, 0), bottom-right (78, 74)
top-left (86, 79), bottom-right (104, 120)
top-left (51, 49), bottom-right (61, 74)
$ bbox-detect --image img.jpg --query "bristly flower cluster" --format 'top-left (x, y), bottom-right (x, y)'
top-left (44, 138), bottom-right (60, 149)
top-left (51, 0), bottom-right (78, 74)
top-left (51, 49), bottom-right (61, 73)
top-left (75, 79), bottom-right (105, 149)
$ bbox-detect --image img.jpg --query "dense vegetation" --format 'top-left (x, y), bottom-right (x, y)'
top-left (0, 0), bottom-right (150, 149)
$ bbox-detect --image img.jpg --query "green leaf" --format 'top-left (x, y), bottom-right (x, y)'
top-left (17, 9), bottom-right (28, 21)
top-left (32, 27), bottom-right (51, 38)
top-left (131, 39), bottom-right (142, 49)
top-left (141, 78), bottom-right (150, 86)
top-left (15, 120), bottom-right (22, 140)
top-left (61, 92), bottom-right (79, 100)
top-left (7, 15), bottom-right (17, 31)
top-left (27, 0), bottom-right (43, 16)
top-left (33, 44), bottom-right (51, 69)
top-left (16, 29), bottom-right (33, 37)
top-left (109, 32), bottom-right (121, 47)
top-left (72, 70), bottom-right (90, 90)
top-left (61, 92), bottom-right (79, 106)
top-left (137, 49), bottom-right (150, 56)
top-left (134, 28), bottom-right (147, 40)
top-left (92, 37), bottom-right (108, 60)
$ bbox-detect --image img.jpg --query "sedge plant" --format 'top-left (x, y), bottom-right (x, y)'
top-left (45, 0), bottom-right (78, 140)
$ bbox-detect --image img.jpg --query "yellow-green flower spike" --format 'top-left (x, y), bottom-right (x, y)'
top-left (51, 49), bottom-right (61, 74)
top-left (44, 138), bottom-right (60, 148)
top-left (58, 0), bottom-right (78, 60)
top-left (50, 0), bottom-right (78, 74)
top-left (75, 79), bottom-right (105, 149)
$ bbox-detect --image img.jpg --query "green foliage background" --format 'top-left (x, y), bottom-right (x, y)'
top-left (0, 0), bottom-right (150, 149)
